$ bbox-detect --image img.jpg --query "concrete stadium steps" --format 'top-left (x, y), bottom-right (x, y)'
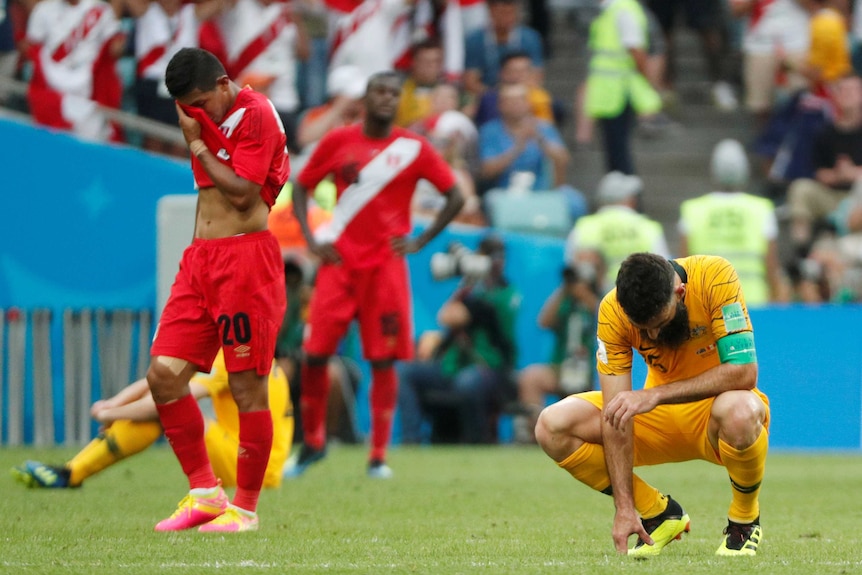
top-left (541, 11), bottom-right (757, 249)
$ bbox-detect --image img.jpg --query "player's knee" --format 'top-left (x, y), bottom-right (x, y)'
top-left (535, 404), bottom-right (566, 445)
top-left (714, 391), bottom-right (766, 448)
top-left (147, 357), bottom-right (190, 402)
top-left (534, 409), bottom-right (554, 449)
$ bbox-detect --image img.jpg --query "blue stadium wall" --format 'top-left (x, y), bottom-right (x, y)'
top-left (1, 118), bottom-right (860, 450)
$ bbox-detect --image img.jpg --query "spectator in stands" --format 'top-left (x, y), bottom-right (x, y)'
top-left (564, 170), bottom-right (669, 293)
top-left (473, 49), bottom-right (553, 128)
top-left (582, 0), bottom-right (662, 175)
top-left (729, 0), bottom-right (810, 127)
top-left (396, 39), bottom-right (445, 128)
top-left (678, 139), bottom-right (790, 307)
top-left (795, 0), bottom-right (851, 98)
top-left (751, 82), bottom-right (832, 201)
top-left (397, 234), bottom-right (521, 444)
top-left (459, 0), bottom-right (489, 38)
top-left (407, 81), bottom-right (462, 135)
top-left (646, 0), bottom-right (739, 110)
top-left (478, 82), bottom-right (568, 192)
top-left (853, 0), bottom-right (862, 76)
top-left (294, 64), bottom-right (366, 155)
top-left (786, 74), bottom-right (862, 257)
top-left (129, 0), bottom-right (222, 155)
top-left (413, 106), bottom-right (486, 226)
top-left (295, 0), bottom-right (329, 109)
top-left (392, 0), bottom-right (465, 82)
top-left (787, 180), bottom-right (862, 303)
top-left (0, 0), bottom-right (17, 105)
top-left (216, 0), bottom-right (309, 152)
top-left (328, 0), bottom-right (415, 79)
top-left (463, 0), bottom-right (544, 98)
top-left (800, 178), bottom-right (862, 302)
top-left (513, 260), bottom-right (600, 444)
top-left (22, 0), bottom-right (127, 141)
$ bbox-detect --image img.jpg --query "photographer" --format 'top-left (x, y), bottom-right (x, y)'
top-left (513, 261), bottom-right (601, 444)
top-left (397, 235), bottom-right (522, 444)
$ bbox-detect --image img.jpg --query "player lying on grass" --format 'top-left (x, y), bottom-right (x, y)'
top-left (12, 350), bottom-right (293, 490)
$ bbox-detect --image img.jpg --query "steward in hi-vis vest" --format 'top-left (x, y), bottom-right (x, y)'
top-left (584, 0), bottom-right (661, 119)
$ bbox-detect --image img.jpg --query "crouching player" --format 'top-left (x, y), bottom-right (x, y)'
top-left (536, 253), bottom-right (768, 556)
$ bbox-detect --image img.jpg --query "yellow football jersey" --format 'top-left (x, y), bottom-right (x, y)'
top-left (596, 255), bottom-right (753, 388)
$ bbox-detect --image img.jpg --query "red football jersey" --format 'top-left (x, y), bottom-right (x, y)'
top-left (297, 125), bottom-right (457, 269)
top-left (189, 87), bottom-right (290, 208)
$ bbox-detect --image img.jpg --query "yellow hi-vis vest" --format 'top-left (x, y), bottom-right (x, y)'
top-left (679, 193), bottom-right (775, 306)
top-left (572, 207), bottom-right (666, 290)
top-left (585, 0), bottom-right (661, 118)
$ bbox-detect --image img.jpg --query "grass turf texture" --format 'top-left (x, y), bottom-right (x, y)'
top-left (1, 445), bottom-right (860, 574)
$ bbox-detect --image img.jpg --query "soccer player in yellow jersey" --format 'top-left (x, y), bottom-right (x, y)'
top-left (536, 253), bottom-right (769, 557)
top-left (12, 350), bottom-right (293, 490)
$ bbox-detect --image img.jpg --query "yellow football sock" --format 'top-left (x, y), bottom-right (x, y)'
top-left (634, 482), bottom-right (666, 519)
top-left (719, 426), bottom-right (768, 523)
top-left (67, 420), bottom-right (163, 486)
top-left (558, 442), bottom-right (611, 492)
top-left (559, 443), bottom-right (664, 517)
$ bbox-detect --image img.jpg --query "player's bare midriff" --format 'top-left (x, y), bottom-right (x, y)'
top-left (195, 186), bottom-right (270, 239)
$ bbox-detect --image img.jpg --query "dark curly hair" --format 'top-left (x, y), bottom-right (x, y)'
top-left (615, 253), bottom-right (675, 325)
top-left (165, 48), bottom-right (226, 99)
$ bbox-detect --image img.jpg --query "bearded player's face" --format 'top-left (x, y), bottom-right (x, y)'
top-left (634, 294), bottom-right (691, 349)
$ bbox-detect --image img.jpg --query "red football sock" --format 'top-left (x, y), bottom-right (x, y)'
top-left (233, 410), bottom-right (273, 513)
top-left (369, 366), bottom-right (397, 463)
top-left (300, 362), bottom-right (330, 450)
top-left (155, 394), bottom-right (217, 490)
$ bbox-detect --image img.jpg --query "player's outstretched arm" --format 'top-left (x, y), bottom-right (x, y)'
top-left (89, 378), bottom-right (151, 418)
top-left (93, 381), bottom-right (211, 424)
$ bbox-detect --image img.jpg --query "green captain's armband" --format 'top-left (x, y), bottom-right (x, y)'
top-left (717, 331), bottom-right (757, 364)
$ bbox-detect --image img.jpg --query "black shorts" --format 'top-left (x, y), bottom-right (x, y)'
top-left (135, 77), bottom-right (177, 125)
top-left (646, 0), bottom-right (722, 33)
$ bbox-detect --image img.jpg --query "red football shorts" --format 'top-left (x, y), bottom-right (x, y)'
top-left (304, 256), bottom-right (414, 361)
top-left (152, 231), bottom-right (287, 375)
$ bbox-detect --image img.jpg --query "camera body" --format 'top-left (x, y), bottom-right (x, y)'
top-left (562, 260), bottom-right (599, 290)
top-left (430, 243), bottom-right (493, 281)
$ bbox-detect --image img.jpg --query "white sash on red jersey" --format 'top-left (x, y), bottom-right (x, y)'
top-left (316, 137), bottom-right (421, 244)
top-left (136, 19), bottom-right (181, 77)
top-left (228, 7), bottom-right (293, 79)
top-left (50, 5), bottom-right (105, 63)
top-left (27, 0), bottom-right (123, 141)
top-left (328, 0), bottom-right (412, 76)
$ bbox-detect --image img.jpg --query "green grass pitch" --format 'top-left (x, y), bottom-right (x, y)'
top-left (2, 445), bottom-right (860, 574)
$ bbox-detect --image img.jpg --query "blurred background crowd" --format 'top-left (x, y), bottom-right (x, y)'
top-left (3, 0), bottom-right (862, 444)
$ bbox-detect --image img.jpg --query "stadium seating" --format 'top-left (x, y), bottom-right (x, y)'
top-left (484, 189), bottom-right (573, 237)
